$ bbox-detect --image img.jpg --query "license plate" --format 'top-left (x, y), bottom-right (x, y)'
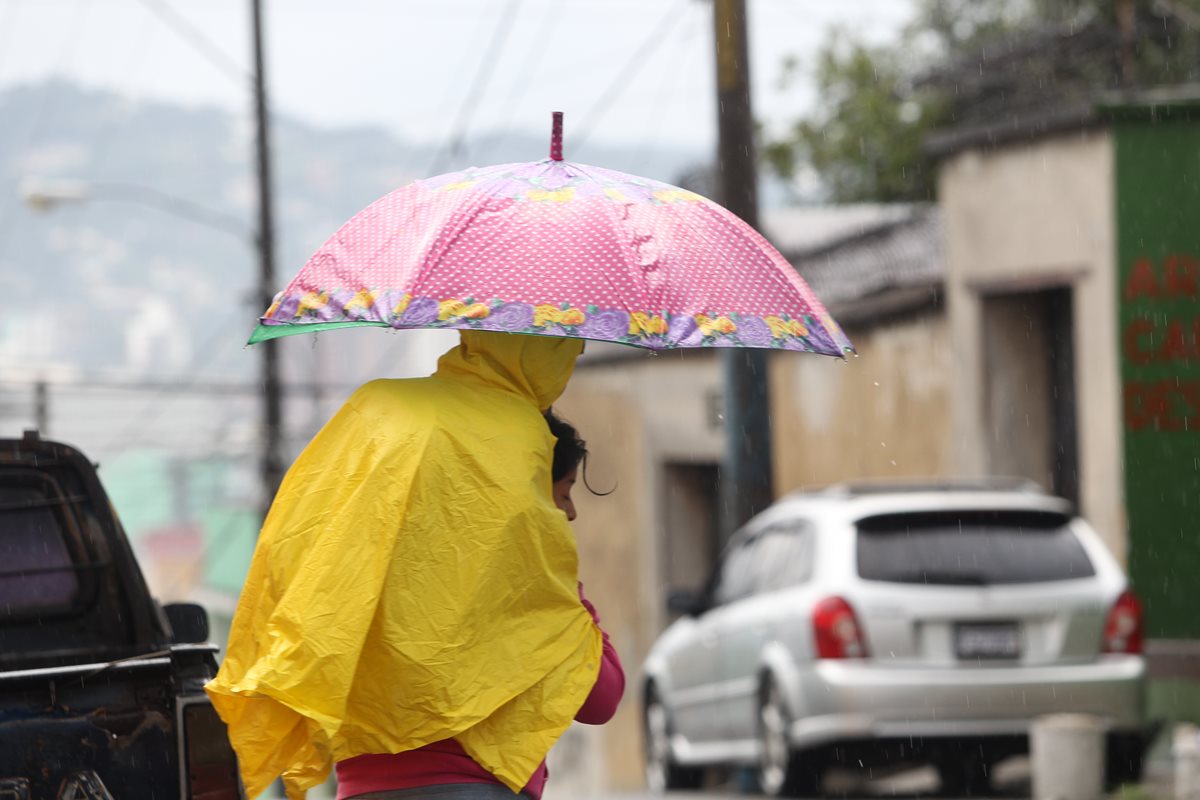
top-left (955, 622), bottom-right (1021, 659)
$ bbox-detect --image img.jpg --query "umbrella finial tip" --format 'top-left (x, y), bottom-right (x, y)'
top-left (550, 111), bottom-right (564, 161)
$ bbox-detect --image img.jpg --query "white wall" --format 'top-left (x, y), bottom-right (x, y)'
top-left (938, 130), bottom-right (1126, 558)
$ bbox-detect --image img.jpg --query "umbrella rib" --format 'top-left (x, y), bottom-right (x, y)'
top-left (571, 161), bottom-right (744, 318)
top-left (574, 167), bottom-right (644, 314)
top-left (658, 196), bottom-right (816, 316)
top-left (569, 163), bottom-right (829, 327)
top-left (415, 190), bottom-right (496, 299)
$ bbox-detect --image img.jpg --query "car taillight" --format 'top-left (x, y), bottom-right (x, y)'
top-left (812, 596), bottom-right (869, 659)
top-left (184, 703), bottom-right (242, 800)
top-left (1102, 589), bottom-right (1144, 654)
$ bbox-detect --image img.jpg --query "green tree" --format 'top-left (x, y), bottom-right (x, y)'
top-left (763, 32), bottom-right (945, 203)
top-left (766, 0), bottom-right (1200, 203)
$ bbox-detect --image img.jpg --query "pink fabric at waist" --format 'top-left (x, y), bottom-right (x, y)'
top-left (335, 741), bottom-right (545, 800)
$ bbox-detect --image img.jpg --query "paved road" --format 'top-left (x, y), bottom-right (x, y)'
top-left (548, 761), bottom-right (1035, 799)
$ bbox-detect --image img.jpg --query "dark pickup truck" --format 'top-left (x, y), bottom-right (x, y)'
top-left (0, 432), bottom-right (241, 800)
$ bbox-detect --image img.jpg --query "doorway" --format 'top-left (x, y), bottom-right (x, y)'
top-left (661, 462), bottom-right (720, 618)
top-left (980, 287), bottom-right (1079, 506)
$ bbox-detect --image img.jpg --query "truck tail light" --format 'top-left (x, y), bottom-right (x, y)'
top-left (812, 596), bottom-right (869, 659)
top-left (183, 703), bottom-right (242, 800)
top-left (1102, 589), bottom-right (1144, 654)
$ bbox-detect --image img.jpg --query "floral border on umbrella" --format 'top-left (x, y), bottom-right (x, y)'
top-left (262, 292), bottom-right (853, 354)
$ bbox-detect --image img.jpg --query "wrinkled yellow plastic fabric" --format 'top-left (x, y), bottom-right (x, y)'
top-left (205, 331), bottom-right (602, 800)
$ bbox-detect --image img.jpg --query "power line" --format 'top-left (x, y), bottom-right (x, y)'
top-left (356, 3), bottom-right (686, 382)
top-left (132, 0), bottom-right (250, 87)
top-left (425, 0), bottom-right (524, 176)
top-left (492, 0), bottom-right (566, 145)
top-left (633, 2), bottom-right (704, 174)
top-left (6, 378), bottom-right (363, 396)
top-left (573, 0), bottom-right (690, 155)
top-left (98, 306), bottom-right (249, 454)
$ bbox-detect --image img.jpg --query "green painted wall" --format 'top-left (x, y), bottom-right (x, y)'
top-left (99, 451), bottom-right (175, 541)
top-left (1114, 102), bottom-right (1200, 639)
top-left (100, 450), bottom-right (257, 598)
top-left (201, 506), bottom-right (259, 595)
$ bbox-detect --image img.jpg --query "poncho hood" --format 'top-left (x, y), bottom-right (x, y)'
top-left (206, 332), bottom-right (599, 799)
top-left (439, 330), bottom-right (579, 411)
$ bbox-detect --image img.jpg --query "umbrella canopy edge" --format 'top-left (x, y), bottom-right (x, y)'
top-left (248, 320), bottom-right (387, 345)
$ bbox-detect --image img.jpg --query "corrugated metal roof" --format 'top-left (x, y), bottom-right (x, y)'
top-left (760, 204), bottom-right (917, 254)
top-left (762, 203), bottom-right (944, 319)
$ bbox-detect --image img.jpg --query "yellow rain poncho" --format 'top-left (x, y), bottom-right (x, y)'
top-left (206, 331), bottom-right (603, 799)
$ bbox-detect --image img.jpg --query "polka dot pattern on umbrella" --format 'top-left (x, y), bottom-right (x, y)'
top-left (256, 159), bottom-right (853, 356)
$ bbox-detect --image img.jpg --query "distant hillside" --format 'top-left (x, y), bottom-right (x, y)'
top-left (0, 80), bottom-right (709, 381)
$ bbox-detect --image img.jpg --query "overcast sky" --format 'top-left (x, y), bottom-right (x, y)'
top-left (0, 0), bottom-right (913, 159)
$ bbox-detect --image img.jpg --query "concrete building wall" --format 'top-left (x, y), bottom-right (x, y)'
top-left (771, 311), bottom-right (955, 492)
top-left (938, 130), bottom-right (1125, 558)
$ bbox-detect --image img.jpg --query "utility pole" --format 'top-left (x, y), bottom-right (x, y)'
top-left (251, 0), bottom-right (284, 523)
top-left (34, 380), bottom-right (48, 435)
top-left (713, 0), bottom-right (773, 543)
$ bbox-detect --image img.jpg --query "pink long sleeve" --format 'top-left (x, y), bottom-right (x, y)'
top-left (575, 584), bottom-right (626, 724)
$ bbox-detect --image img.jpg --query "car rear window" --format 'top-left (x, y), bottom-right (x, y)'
top-left (0, 482), bottom-right (82, 614)
top-left (856, 510), bottom-right (1095, 585)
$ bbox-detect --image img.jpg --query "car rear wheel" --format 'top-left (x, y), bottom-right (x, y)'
top-left (934, 754), bottom-right (990, 797)
top-left (643, 686), bottom-right (703, 792)
top-left (757, 677), bottom-right (820, 797)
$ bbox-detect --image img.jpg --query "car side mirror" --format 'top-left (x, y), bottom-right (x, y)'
top-left (666, 588), bottom-right (707, 617)
top-left (164, 602), bottom-right (210, 644)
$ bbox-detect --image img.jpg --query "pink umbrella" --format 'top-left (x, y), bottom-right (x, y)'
top-left (252, 113), bottom-right (852, 356)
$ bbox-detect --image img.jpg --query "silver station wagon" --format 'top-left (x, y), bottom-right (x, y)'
top-left (641, 481), bottom-right (1151, 796)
